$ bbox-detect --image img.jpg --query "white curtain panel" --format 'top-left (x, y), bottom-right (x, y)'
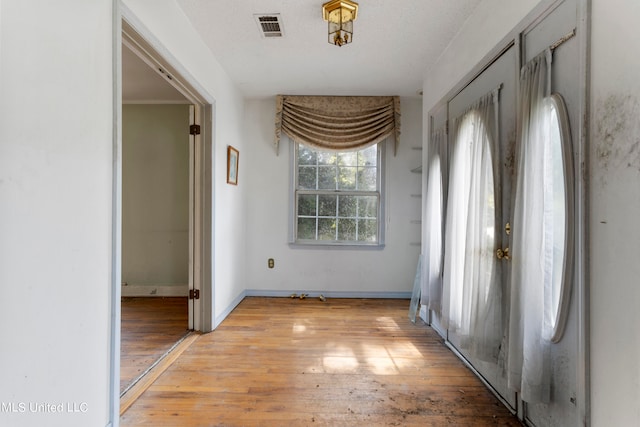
top-left (423, 127), bottom-right (445, 313)
top-left (508, 49), bottom-right (553, 403)
top-left (442, 89), bottom-right (502, 362)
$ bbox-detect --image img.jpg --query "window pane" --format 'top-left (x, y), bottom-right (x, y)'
top-left (318, 195), bottom-right (337, 217)
top-left (338, 166), bottom-right (357, 190)
top-left (358, 196), bottom-right (378, 218)
top-left (297, 218), bottom-right (316, 240)
top-left (357, 167), bottom-right (377, 191)
top-left (338, 195), bottom-right (357, 217)
top-left (298, 194), bottom-right (317, 216)
top-left (338, 151), bottom-right (357, 166)
top-left (294, 144), bottom-right (381, 245)
top-left (318, 151), bottom-right (336, 166)
top-left (318, 166), bottom-right (336, 189)
top-left (358, 145), bottom-right (377, 166)
top-left (318, 218), bottom-right (336, 240)
top-left (298, 166), bottom-right (317, 189)
top-left (358, 219), bottom-right (377, 241)
top-left (338, 218), bottom-right (357, 240)
top-left (298, 145), bottom-right (317, 165)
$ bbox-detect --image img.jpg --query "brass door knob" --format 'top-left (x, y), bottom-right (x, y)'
top-left (496, 247), bottom-right (510, 260)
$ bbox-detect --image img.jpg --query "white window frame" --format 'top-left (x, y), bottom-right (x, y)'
top-left (289, 141), bottom-right (386, 248)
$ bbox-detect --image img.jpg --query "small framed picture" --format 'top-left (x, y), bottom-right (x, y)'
top-left (227, 145), bottom-right (239, 185)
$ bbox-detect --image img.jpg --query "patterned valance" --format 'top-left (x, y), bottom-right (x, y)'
top-left (274, 95), bottom-right (401, 155)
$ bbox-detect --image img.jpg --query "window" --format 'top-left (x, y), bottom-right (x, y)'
top-left (292, 143), bottom-right (384, 246)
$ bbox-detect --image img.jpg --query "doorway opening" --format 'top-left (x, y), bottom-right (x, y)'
top-left (118, 17), bottom-right (214, 405)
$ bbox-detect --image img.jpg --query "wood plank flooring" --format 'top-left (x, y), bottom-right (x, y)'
top-left (120, 297), bottom-right (522, 426)
top-left (120, 297), bottom-right (190, 394)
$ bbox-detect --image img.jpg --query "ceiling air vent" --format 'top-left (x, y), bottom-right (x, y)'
top-left (254, 14), bottom-right (284, 38)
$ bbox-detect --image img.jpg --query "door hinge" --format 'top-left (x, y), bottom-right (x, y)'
top-left (189, 289), bottom-right (200, 300)
top-left (190, 124), bottom-right (201, 135)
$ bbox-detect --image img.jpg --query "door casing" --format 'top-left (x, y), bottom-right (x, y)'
top-left (110, 4), bottom-right (216, 425)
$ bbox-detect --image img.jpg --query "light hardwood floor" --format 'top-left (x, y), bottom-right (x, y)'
top-left (120, 297), bottom-right (521, 426)
top-left (120, 297), bottom-right (190, 395)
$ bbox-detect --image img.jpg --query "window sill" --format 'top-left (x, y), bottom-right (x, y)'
top-left (288, 242), bottom-right (386, 250)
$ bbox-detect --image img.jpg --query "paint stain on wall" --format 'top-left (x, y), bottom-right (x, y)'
top-left (594, 94), bottom-right (640, 187)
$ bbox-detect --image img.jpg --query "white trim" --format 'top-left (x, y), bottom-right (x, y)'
top-left (215, 291), bottom-right (246, 328)
top-left (112, 4), bottom-right (217, 425)
top-left (109, 2), bottom-right (122, 426)
top-left (121, 284), bottom-right (189, 297)
top-left (188, 105), bottom-right (196, 330)
top-left (120, 5), bottom-right (214, 105)
top-left (122, 99), bottom-right (191, 105)
top-left (214, 290), bottom-right (413, 329)
top-left (575, 0), bottom-right (591, 424)
top-left (244, 290), bottom-right (412, 299)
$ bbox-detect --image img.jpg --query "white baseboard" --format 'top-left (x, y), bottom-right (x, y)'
top-left (244, 289), bottom-right (412, 299)
top-left (212, 290), bottom-right (412, 330)
top-left (214, 290), bottom-right (247, 329)
top-left (121, 284), bottom-right (188, 297)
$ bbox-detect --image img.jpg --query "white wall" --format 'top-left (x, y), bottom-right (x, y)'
top-left (244, 97), bottom-right (422, 296)
top-left (0, 1), bottom-right (114, 426)
top-left (122, 104), bottom-right (189, 293)
top-left (422, 0), bottom-right (544, 117)
top-left (122, 0), bottom-right (248, 326)
top-left (589, 0), bottom-right (640, 424)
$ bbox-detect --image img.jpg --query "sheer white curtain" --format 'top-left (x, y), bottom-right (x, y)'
top-left (442, 89), bottom-right (502, 361)
top-left (508, 49), bottom-right (553, 403)
top-left (423, 126), bottom-right (446, 314)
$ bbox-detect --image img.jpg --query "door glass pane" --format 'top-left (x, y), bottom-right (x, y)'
top-left (545, 93), bottom-right (573, 341)
top-left (548, 102), bottom-right (565, 326)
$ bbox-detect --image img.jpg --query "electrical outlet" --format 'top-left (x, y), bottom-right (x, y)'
top-left (268, 258), bottom-right (275, 269)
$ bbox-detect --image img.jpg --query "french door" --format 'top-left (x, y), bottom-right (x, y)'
top-left (432, 2), bottom-right (584, 424)
top-left (443, 44), bottom-right (518, 409)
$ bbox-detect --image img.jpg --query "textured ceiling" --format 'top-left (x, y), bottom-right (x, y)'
top-left (123, 0), bottom-right (482, 101)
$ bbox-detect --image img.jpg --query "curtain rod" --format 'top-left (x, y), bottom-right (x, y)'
top-left (550, 28), bottom-right (576, 51)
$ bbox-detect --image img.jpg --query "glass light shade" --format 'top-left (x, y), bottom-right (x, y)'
top-left (323, 0), bottom-right (358, 46)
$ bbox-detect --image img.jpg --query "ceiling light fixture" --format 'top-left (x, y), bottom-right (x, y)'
top-left (322, 0), bottom-right (358, 47)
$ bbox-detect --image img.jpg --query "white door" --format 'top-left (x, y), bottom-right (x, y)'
top-left (444, 44), bottom-right (518, 409)
top-left (520, 0), bottom-right (582, 424)
top-left (433, 1), bottom-right (585, 423)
